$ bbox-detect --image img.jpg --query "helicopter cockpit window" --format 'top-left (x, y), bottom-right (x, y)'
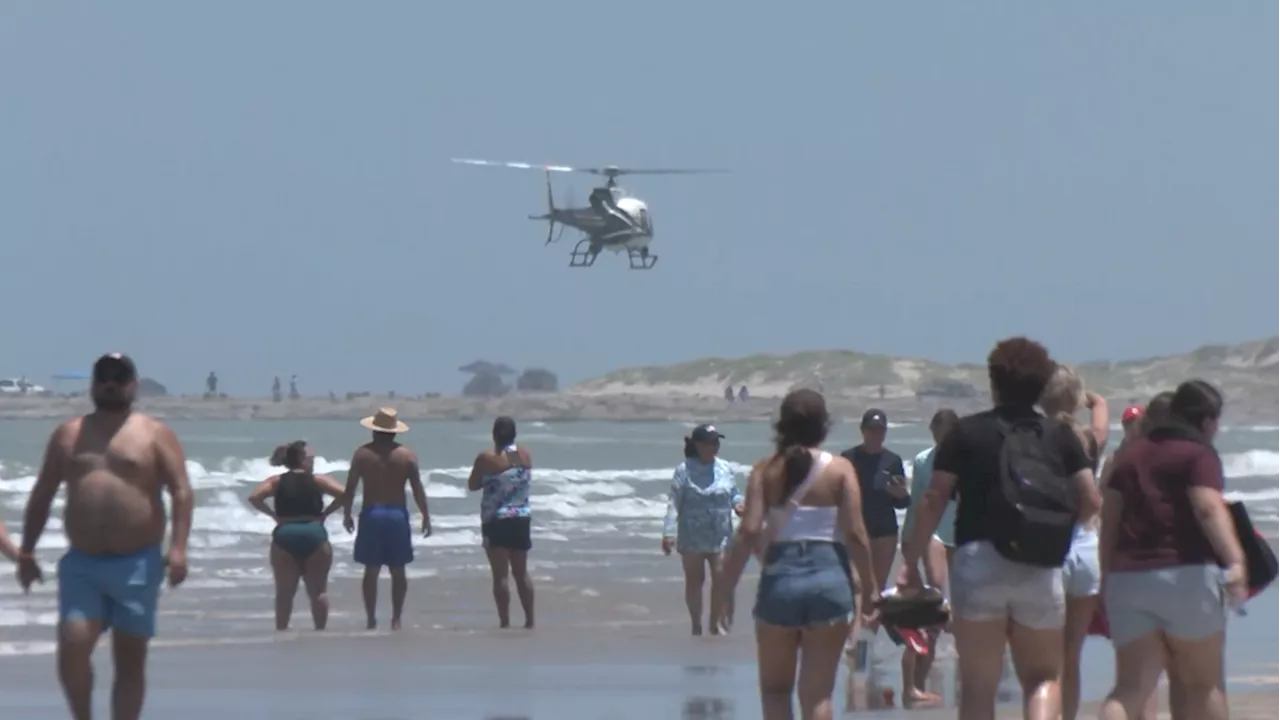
top-left (637, 208), bottom-right (653, 234)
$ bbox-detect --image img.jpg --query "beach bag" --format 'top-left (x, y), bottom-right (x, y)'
top-left (1226, 501), bottom-right (1277, 595)
top-left (876, 585), bottom-right (951, 630)
top-left (986, 417), bottom-right (1079, 567)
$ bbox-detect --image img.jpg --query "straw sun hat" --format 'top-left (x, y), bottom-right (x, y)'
top-left (360, 407), bottom-right (409, 434)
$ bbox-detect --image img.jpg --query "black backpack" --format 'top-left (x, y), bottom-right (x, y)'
top-left (987, 416), bottom-right (1079, 567)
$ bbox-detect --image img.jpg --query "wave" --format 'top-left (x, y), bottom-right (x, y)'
top-left (0, 449), bottom-right (1274, 555)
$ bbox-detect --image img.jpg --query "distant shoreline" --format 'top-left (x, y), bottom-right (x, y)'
top-left (0, 391), bottom-right (1274, 425)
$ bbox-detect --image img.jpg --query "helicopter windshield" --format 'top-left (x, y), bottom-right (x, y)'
top-left (637, 207), bottom-right (653, 235)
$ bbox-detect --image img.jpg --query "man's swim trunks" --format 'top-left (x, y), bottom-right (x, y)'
top-left (57, 545), bottom-right (164, 638)
top-left (354, 504), bottom-right (414, 567)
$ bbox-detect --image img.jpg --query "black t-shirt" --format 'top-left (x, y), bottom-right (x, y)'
top-left (840, 445), bottom-right (908, 535)
top-left (933, 406), bottom-right (1091, 547)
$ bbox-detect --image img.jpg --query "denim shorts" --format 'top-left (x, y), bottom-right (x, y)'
top-left (951, 540), bottom-right (1065, 630)
top-left (754, 541), bottom-right (855, 628)
top-left (1063, 528), bottom-right (1102, 598)
top-left (1104, 564), bottom-right (1226, 647)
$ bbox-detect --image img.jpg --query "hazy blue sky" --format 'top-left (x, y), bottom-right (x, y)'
top-left (2, 2), bottom-right (1275, 395)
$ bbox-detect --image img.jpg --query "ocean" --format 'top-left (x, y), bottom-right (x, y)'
top-left (0, 418), bottom-right (1276, 717)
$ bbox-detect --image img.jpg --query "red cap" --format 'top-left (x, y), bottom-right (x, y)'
top-left (1121, 406), bottom-right (1144, 424)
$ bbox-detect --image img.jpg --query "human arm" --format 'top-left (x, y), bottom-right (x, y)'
top-left (314, 474), bottom-right (346, 517)
top-left (20, 422), bottom-right (71, 557)
top-left (341, 452), bottom-right (361, 531)
top-left (247, 476), bottom-right (279, 519)
top-left (155, 423), bottom-right (193, 586)
top-left (661, 465), bottom-right (685, 540)
top-left (1058, 424), bottom-right (1102, 521)
top-left (466, 452), bottom-right (487, 492)
top-left (717, 461), bottom-right (766, 590)
top-left (903, 431), bottom-right (964, 581)
top-left (729, 465), bottom-right (745, 516)
top-left (837, 457), bottom-right (878, 613)
top-left (406, 452), bottom-right (431, 536)
top-left (901, 454), bottom-right (929, 543)
top-left (0, 522), bottom-right (17, 562)
top-left (1185, 449), bottom-right (1247, 599)
top-left (1083, 391), bottom-right (1110, 456)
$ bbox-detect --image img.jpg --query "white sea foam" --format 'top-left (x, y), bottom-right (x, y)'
top-left (0, 448), bottom-right (1274, 562)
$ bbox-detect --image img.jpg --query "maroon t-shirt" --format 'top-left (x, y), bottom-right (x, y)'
top-left (1107, 436), bottom-right (1224, 572)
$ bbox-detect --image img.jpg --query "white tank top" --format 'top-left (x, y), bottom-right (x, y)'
top-left (767, 450), bottom-right (841, 543)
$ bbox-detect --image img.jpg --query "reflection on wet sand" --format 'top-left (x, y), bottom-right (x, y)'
top-left (682, 695), bottom-right (735, 719)
top-left (845, 635), bottom-right (1019, 713)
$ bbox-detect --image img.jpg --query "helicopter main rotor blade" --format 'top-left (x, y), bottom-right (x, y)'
top-left (451, 158), bottom-right (725, 178)
top-left (583, 167), bottom-right (724, 176)
top-left (450, 158), bottom-right (575, 173)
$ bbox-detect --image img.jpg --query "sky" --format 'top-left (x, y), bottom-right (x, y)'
top-left (1, 2), bottom-right (1275, 395)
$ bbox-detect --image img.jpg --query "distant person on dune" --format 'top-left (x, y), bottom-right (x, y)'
top-left (341, 408), bottom-right (432, 631)
top-left (661, 424), bottom-right (743, 635)
top-left (18, 353), bottom-right (193, 720)
top-left (0, 521), bottom-right (17, 562)
top-left (467, 416), bottom-right (536, 629)
top-left (248, 441), bottom-right (346, 631)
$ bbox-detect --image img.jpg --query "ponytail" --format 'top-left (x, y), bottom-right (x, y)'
top-left (683, 437), bottom-right (698, 459)
top-left (269, 445), bottom-right (287, 467)
top-left (781, 443), bottom-right (814, 495)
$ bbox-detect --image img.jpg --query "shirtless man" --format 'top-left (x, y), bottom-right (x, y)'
top-left (342, 408), bottom-right (431, 630)
top-left (18, 353), bottom-right (193, 720)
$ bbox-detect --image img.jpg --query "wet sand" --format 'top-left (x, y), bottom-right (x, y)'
top-left (0, 630), bottom-right (1273, 719)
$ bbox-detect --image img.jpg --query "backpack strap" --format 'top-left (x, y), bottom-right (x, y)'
top-left (758, 450), bottom-right (833, 554)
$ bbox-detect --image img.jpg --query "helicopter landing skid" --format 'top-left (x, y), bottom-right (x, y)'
top-left (627, 249), bottom-right (658, 270)
top-left (568, 239), bottom-right (600, 268)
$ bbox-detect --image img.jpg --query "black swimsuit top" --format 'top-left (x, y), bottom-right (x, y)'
top-left (273, 470), bottom-right (324, 518)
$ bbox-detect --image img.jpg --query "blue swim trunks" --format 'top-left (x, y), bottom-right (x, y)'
top-left (354, 505), bottom-right (414, 567)
top-left (57, 546), bottom-right (164, 638)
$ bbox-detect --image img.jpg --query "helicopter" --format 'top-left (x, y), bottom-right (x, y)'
top-left (450, 158), bottom-right (720, 270)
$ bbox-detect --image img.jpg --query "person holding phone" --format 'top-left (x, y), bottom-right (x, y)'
top-left (841, 409), bottom-right (910, 607)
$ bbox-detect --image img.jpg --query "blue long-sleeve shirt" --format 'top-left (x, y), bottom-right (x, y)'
top-left (662, 458), bottom-right (743, 554)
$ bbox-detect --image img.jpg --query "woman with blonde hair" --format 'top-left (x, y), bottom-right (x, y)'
top-left (1038, 365), bottom-right (1110, 720)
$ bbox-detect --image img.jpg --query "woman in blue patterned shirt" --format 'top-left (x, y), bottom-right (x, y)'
top-left (661, 424), bottom-right (744, 635)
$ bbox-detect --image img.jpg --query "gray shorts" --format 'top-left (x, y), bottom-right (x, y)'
top-left (951, 541), bottom-right (1065, 630)
top-left (754, 541), bottom-right (855, 628)
top-left (1063, 529), bottom-right (1101, 598)
top-left (1103, 565), bottom-right (1226, 647)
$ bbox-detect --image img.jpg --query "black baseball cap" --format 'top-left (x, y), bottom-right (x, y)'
top-left (93, 353), bottom-right (137, 383)
top-left (690, 424), bottom-right (725, 442)
top-left (860, 409), bottom-right (888, 430)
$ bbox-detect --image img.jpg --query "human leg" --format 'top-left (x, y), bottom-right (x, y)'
top-left (268, 542), bottom-right (302, 631)
top-left (300, 540), bottom-right (333, 630)
top-left (484, 546), bottom-right (513, 627)
top-left (680, 551), bottom-right (709, 635)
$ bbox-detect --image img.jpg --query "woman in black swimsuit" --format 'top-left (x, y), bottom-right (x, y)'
top-left (248, 441), bottom-right (345, 630)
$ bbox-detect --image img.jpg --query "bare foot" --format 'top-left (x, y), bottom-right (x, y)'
top-left (366, 618), bottom-right (377, 630)
top-left (904, 689), bottom-right (942, 708)
top-left (691, 624), bottom-right (703, 636)
top-left (499, 619), bottom-right (511, 629)
top-left (523, 619), bottom-right (534, 629)
top-left (391, 618), bottom-right (402, 631)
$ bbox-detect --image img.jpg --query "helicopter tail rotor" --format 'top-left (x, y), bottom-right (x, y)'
top-left (528, 170), bottom-right (565, 245)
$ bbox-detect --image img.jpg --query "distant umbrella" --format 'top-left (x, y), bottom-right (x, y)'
top-left (51, 371), bottom-right (91, 380)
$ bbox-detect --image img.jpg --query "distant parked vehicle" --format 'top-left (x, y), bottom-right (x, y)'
top-left (0, 378), bottom-right (48, 396)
